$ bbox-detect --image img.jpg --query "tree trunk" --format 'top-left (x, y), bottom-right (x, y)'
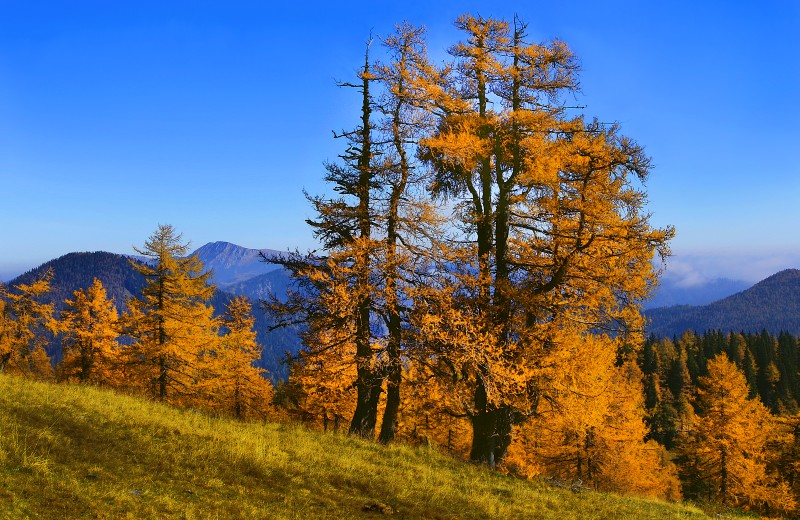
top-left (80, 342), bottom-right (92, 383)
top-left (378, 319), bottom-right (402, 443)
top-left (348, 44), bottom-right (382, 439)
top-left (720, 448), bottom-right (728, 504)
top-left (234, 379), bottom-right (242, 420)
top-left (158, 354), bottom-right (167, 400)
top-left (378, 185), bottom-right (404, 444)
top-left (469, 380), bottom-right (514, 466)
top-left (349, 373), bottom-right (382, 438)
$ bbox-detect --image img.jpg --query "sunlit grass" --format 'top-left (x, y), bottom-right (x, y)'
top-left (0, 374), bottom-right (723, 518)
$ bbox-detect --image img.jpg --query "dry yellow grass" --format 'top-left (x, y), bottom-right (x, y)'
top-left (0, 373), bottom-right (728, 518)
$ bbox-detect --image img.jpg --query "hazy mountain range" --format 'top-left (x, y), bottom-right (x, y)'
top-left (193, 241), bottom-right (284, 286)
top-left (5, 241), bottom-right (800, 375)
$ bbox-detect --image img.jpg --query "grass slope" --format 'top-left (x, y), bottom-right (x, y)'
top-left (0, 375), bottom-right (712, 519)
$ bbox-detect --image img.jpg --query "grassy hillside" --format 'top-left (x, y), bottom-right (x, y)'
top-left (0, 375), bottom-right (715, 519)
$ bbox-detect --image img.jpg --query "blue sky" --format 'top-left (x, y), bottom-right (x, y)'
top-left (1, 1), bottom-right (799, 284)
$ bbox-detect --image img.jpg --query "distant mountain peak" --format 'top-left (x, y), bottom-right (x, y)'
top-left (757, 268), bottom-right (800, 284)
top-left (191, 241), bottom-right (283, 286)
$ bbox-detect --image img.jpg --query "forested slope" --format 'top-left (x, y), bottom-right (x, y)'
top-left (646, 269), bottom-right (800, 337)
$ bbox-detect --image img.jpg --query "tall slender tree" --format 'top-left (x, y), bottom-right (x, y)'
top-left (274, 40), bottom-right (384, 438)
top-left (373, 22), bottom-right (443, 443)
top-left (123, 224), bottom-right (218, 403)
top-left (270, 28), bottom-right (444, 441)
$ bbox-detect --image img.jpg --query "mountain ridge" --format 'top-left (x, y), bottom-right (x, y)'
top-left (191, 241), bottom-right (283, 286)
top-left (12, 242), bottom-right (797, 367)
top-left (5, 244), bottom-right (756, 309)
top-left (5, 251), bottom-right (146, 311)
top-left (645, 268), bottom-right (800, 337)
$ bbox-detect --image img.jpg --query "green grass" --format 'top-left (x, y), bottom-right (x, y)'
top-left (0, 374), bottom-right (721, 519)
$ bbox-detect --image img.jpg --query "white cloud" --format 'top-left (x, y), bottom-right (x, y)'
top-left (658, 250), bottom-right (800, 287)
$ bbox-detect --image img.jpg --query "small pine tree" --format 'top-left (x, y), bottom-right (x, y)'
top-left (59, 278), bottom-right (120, 385)
top-left (0, 270), bottom-right (56, 379)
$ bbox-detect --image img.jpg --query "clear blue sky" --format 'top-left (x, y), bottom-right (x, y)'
top-left (1, 1), bottom-right (799, 284)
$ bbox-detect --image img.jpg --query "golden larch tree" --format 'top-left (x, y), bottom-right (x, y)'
top-left (202, 296), bottom-right (273, 419)
top-left (271, 24), bottom-right (445, 442)
top-left (678, 354), bottom-right (794, 513)
top-left (371, 22), bottom-right (443, 444)
top-left (503, 329), bottom-right (680, 500)
top-left (416, 14), bottom-right (672, 465)
top-left (298, 42), bottom-right (383, 438)
top-left (396, 358), bottom-right (473, 456)
top-left (274, 253), bottom-right (362, 429)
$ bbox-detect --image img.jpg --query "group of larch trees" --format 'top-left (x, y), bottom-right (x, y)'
top-left (0, 224), bottom-right (273, 421)
top-left (640, 331), bottom-right (798, 511)
top-left (269, 12), bottom-right (673, 478)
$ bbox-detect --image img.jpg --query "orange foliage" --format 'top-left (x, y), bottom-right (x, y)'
top-left (0, 269), bottom-right (56, 380)
top-left (197, 296), bottom-right (273, 419)
top-left (502, 330), bottom-right (680, 500)
top-left (678, 354), bottom-right (794, 513)
top-left (122, 224), bottom-right (219, 405)
top-left (59, 278), bottom-right (121, 386)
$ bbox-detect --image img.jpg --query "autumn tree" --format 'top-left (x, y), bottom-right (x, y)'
top-left (773, 413), bottom-right (800, 514)
top-left (0, 270), bottom-right (56, 379)
top-left (277, 15), bottom-right (669, 471)
top-left (59, 278), bottom-right (120, 385)
top-left (123, 224), bottom-right (218, 404)
top-left (677, 354), bottom-right (794, 513)
top-left (503, 331), bottom-right (681, 500)
top-left (270, 239), bottom-right (382, 434)
top-left (370, 23), bottom-right (445, 443)
top-left (287, 321), bottom-right (358, 431)
top-left (416, 14), bottom-right (672, 465)
top-left (202, 296), bottom-right (273, 419)
top-left (396, 358), bottom-right (475, 456)
top-left (270, 27), bottom-right (441, 441)
top-left (302, 40), bottom-right (384, 438)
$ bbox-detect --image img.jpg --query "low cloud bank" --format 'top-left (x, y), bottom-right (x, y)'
top-left (658, 251), bottom-right (800, 287)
